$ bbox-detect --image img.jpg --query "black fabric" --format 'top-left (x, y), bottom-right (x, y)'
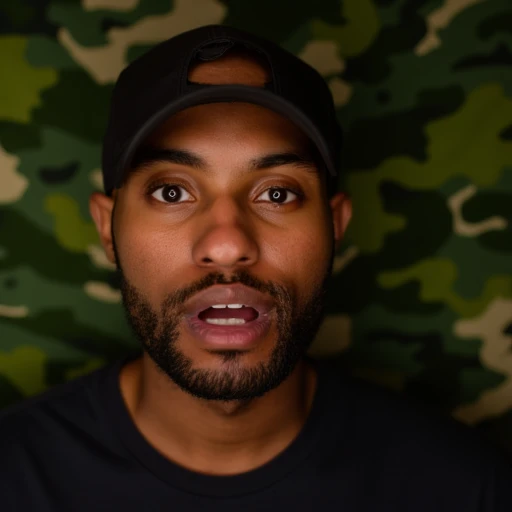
top-left (1, 351), bottom-right (511, 511)
top-left (101, 24), bottom-right (341, 196)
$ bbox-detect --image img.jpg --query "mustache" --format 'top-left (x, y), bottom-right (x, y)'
top-left (159, 269), bottom-right (282, 313)
top-left (116, 265), bottom-right (285, 315)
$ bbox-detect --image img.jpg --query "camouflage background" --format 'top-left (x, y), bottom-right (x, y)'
top-left (1, 0), bottom-right (511, 456)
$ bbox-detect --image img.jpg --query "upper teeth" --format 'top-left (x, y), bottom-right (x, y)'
top-left (211, 304), bottom-right (245, 309)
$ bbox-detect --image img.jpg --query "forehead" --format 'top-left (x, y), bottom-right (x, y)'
top-left (147, 101), bottom-right (313, 152)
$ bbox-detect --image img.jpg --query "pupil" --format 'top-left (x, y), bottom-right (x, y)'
top-left (270, 188), bottom-right (286, 203)
top-left (163, 185), bottom-right (180, 202)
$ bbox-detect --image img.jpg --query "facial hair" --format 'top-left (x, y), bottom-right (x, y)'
top-left (112, 227), bottom-right (334, 403)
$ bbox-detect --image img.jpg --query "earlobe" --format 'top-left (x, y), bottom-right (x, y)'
top-left (330, 192), bottom-right (352, 244)
top-left (89, 192), bottom-right (116, 264)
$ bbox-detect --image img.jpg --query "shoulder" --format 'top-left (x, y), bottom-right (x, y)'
top-left (317, 365), bottom-right (512, 508)
top-left (319, 361), bottom-right (512, 476)
top-left (0, 358), bottom-right (117, 450)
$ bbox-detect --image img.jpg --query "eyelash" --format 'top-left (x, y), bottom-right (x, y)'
top-left (145, 181), bottom-right (305, 205)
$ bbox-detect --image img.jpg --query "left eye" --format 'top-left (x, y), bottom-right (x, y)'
top-left (257, 187), bottom-right (298, 204)
top-left (151, 184), bottom-right (192, 203)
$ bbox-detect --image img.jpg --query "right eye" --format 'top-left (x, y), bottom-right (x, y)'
top-left (151, 184), bottom-right (193, 203)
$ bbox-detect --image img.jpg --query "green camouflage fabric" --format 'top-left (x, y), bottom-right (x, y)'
top-left (1, 0), bottom-right (511, 455)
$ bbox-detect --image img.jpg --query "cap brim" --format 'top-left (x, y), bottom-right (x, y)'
top-left (114, 84), bottom-right (337, 189)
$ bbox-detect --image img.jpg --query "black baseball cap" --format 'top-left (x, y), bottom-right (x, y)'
top-left (102, 24), bottom-right (342, 196)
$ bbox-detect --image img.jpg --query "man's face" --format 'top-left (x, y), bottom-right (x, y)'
top-left (107, 101), bottom-right (342, 403)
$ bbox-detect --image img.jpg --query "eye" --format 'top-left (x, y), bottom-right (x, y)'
top-left (148, 183), bottom-right (301, 205)
top-left (257, 187), bottom-right (299, 205)
top-left (151, 184), bottom-right (192, 203)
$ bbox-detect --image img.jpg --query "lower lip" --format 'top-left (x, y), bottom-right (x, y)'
top-left (185, 312), bottom-right (273, 349)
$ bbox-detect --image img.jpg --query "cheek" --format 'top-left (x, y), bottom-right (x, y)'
top-left (264, 223), bottom-right (332, 290)
top-left (117, 219), bottom-right (188, 293)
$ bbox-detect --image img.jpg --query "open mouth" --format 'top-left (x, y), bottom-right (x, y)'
top-left (187, 304), bottom-right (272, 349)
top-left (183, 285), bottom-right (274, 348)
top-left (197, 304), bottom-right (260, 326)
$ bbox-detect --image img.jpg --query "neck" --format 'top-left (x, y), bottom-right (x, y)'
top-left (119, 354), bottom-right (318, 475)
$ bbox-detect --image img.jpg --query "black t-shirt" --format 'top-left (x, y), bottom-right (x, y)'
top-left (1, 350), bottom-right (511, 511)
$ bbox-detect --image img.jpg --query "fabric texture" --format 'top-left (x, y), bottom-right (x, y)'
top-left (1, 351), bottom-right (511, 511)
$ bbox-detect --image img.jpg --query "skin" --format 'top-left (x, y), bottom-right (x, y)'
top-left (89, 52), bottom-right (352, 476)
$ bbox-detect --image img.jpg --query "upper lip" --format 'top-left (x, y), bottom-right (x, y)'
top-left (184, 284), bottom-right (274, 318)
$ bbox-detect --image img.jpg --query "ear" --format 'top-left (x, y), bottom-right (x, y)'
top-left (329, 192), bottom-right (352, 251)
top-left (89, 191), bottom-right (116, 264)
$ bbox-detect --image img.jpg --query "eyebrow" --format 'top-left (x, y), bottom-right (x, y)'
top-left (129, 147), bottom-right (319, 174)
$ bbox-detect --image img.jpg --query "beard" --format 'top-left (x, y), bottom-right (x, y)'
top-left (112, 230), bottom-right (334, 403)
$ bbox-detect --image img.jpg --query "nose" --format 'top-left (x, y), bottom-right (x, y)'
top-left (192, 195), bottom-right (259, 269)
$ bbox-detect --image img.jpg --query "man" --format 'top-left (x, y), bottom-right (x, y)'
top-left (1, 25), bottom-right (511, 511)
